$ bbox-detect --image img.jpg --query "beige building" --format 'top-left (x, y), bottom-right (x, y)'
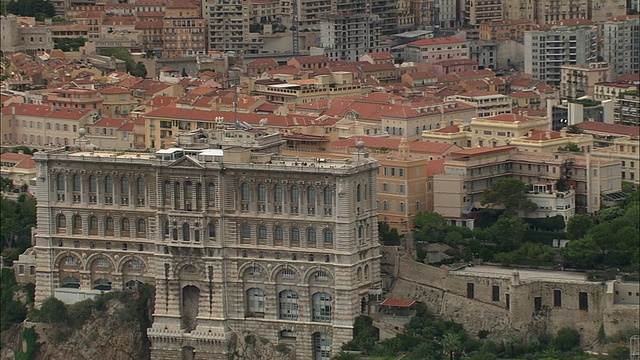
top-left (0, 152), bottom-right (36, 188)
top-left (591, 135), bottom-right (640, 185)
top-left (464, 0), bottom-right (503, 25)
top-left (454, 92), bottom-right (512, 118)
top-left (98, 87), bottom-right (139, 118)
top-left (433, 146), bottom-right (621, 217)
top-left (251, 72), bottom-right (369, 106)
top-left (32, 131), bottom-right (381, 359)
top-left (0, 103), bottom-right (96, 148)
top-left (560, 63), bottom-right (610, 100)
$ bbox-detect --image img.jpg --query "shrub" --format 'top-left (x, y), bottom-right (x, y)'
top-left (552, 327), bottom-right (580, 352)
top-left (38, 297), bottom-right (68, 324)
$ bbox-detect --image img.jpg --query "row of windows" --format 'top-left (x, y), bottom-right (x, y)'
top-left (57, 173), bottom-right (146, 195)
top-left (240, 224), bottom-right (334, 243)
top-left (378, 200), bottom-right (417, 213)
top-left (240, 183), bottom-right (334, 205)
top-left (246, 290), bottom-right (333, 323)
top-left (380, 183), bottom-right (405, 193)
top-left (466, 283), bottom-right (590, 311)
top-left (9, 120), bottom-right (77, 132)
top-left (56, 214), bottom-right (147, 237)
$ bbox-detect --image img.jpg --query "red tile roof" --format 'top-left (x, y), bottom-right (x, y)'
top-left (407, 36), bottom-right (467, 47)
top-left (0, 104), bottom-right (93, 120)
top-left (509, 91), bottom-right (538, 98)
top-left (434, 125), bottom-right (461, 133)
top-left (99, 87), bottom-right (130, 95)
top-left (365, 51), bottom-right (394, 60)
top-left (450, 146), bottom-right (516, 157)
top-left (522, 129), bottom-right (563, 141)
top-left (577, 121), bottom-right (640, 137)
top-left (247, 58), bottom-right (279, 67)
top-left (91, 117), bottom-right (127, 128)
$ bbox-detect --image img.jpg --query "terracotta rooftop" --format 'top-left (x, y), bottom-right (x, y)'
top-left (407, 36), bottom-right (467, 47)
top-left (380, 299), bottom-right (417, 308)
top-left (509, 91), bottom-right (538, 98)
top-left (577, 121), bottom-right (640, 137)
top-left (450, 146), bottom-right (516, 157)
top-left (365, 51), bottom-right (394, 60)
top-left (0, 153), bottom-right (36, 170)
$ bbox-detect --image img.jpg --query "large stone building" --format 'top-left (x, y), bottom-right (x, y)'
top-left (31, 130), bottom-right (381, 359)
top-left (0, 16), bottom-right (54, 57)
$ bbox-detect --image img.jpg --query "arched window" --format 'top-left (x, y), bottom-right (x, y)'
top-left (312, 293), bottom-right (332, 322)
top-left (182, 223), bottom-right (190, 241)
top-left (356, 184), bottom-right (361, 202)
top-left (246, 288), bottom-right (265, 316)
top-left (136, 218), bottom-right (146, 237)
top-left (307, 228), bottom-right (316, 242)
top-left (204, 182), bottom-right (213, 199)
top-left (164, 181), bottom-right (171, 199)
top-left (257, 183), bottom-right (266, 201)
top-left (358, 225), bottom-right (364, 239)
top-left (274, 184), bottom-right (283, 202)
top-left (291, 227), bottom-right (300, 243)
top-left (323, 229), bottom-right (333, 244)
top-left (184, 181), bottom-right (192, 200)
top-left (313, 333), bottom-right (332, 360)
top-left (274, 226), bottom-right (283, 241)
top-left (356, 267), bottom-right (362, 282)
top-left (105, 217), bottom-right (114, 236)
top-left (290, 185), bottom-right (299, 203)
top-left (364, 264), bottom-right (370, 280)
top-left (307, 186), bottom-right (316, 205)
top-left (208, 222), bottom-right (216, 238)
top-left (399, 202), bottom-right (405, 213)
top-left (72, 215), bottom-right (82, 233)
top-left (416, 201), bottom-right (421, 212)
top-left (136, 177), bottom-right (145, 196)
top-left (120, 176), bottom-right (129, 194)
top-left (383, 201), bottom-right (388, 211)
top-left (104, 176), bottom-right (113, 194)
top-left (89, 216), bottom-right (98, 235)
top-left (194, 229), bottom-right (200, 242)
top-left (241, 223), bottom-right (251, 238)
top-left (121, 218), bottom-right (130, 237)
top-left (164, 221), bottom-right (170, 236)
top-left (56, 173), bottom-right (65, 191)
top-left (323, 187), bottom-right (332, 205)
top-left (279, 290), bottom-right (299, 320)
top-left (258, 225), bottom-right (267, 239)
top-left (241, 182), bottom-right (250, 201)
top-left (56, 213), bottom-right (66, 232)
top-left (88, 175), bottom-right (97, 193)
top-left (72, 174), bottom-right (81, 192)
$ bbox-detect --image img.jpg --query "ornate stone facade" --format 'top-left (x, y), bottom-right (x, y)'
top-left (33, 137), bottom-right (381, 360)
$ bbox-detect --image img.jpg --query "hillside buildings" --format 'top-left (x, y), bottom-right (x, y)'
top-left (0, 16), bottom-right (53, 57)
top-left (31, 130), bottom-right (381, 359)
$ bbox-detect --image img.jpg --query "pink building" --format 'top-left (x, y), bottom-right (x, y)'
top-left (404, 36), bottom-right (470, 64)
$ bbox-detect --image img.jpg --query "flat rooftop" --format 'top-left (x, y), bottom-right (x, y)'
top-left (455, 265), bottom-right (588, 282)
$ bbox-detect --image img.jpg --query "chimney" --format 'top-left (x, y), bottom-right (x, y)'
top-left (560, 128), bottom-right (567, 138)
top-left (545, 131), bottom-right (551, 140)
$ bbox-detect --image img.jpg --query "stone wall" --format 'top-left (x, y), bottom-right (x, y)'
top-left (388, 256), bottom-right (639, 343)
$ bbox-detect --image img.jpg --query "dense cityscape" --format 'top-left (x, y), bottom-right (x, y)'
top-left (0, 0), bottom-right (639, 358)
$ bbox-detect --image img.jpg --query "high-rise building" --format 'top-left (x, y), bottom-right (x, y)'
top-left (524, 25), bottom-right (598, 89)
top-left (32, 130), bottom-right (381, 359)
top-left (603, 15), bottom-right (640, 79)
top-left (463, 0), bottom-right (503, 25)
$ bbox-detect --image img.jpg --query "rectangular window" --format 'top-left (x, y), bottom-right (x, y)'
top-left (534, 297), bottom-right (542, 311)
top-left (492, 285), bottom-right (500, 301)
top-left (506, 293), bottom-right (510, 309)
top-left (398, 185), bottom-right (405, 194)
top-left (553, 289), bottom-right (562, 307)
top-left (399, 169), bottom-right (404, 177)
top-left (466, 283), bottom-right (475, 299)
top-left (391, 168), bottom-right (396, 176)
top-left (579, 292), bottom-right (588, 310)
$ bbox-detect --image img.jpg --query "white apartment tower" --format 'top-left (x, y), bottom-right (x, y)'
top-left (603, 16), bottom-right (640, 79)
top-left (32, 131), bottom-right (381, 359)
top-left (524, 26), bottom-right (598, 89)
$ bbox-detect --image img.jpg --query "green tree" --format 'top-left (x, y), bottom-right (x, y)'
top-left (557, 143), bottom-right (582, 152)
top-left (444, 231), bottom-right (464, 250)
top-left (481, 178), bottom-right (537, 216)
top-left (442, 332), bottom-right (463, 360)
top-left (490, 217), bottom-right (527, 251)
top-left (622, 204), bottom-right (639, 228)
top-left (588, 222), bottom-right (615, 255)
top-left (332, 351), bottom-right (361, 360)
top-left (38, 297), bottom-right (68, 324)
top-left (566, 214), bottom-right (593, 240)
top-left (413, 211), bottom-right (447, 243)
top-left (551, 327), bottom-right (580, 352)
top-left (562, 237), bottom-right (600, 269)
top-left (378, 222), bottom-right (401, 246)
top-left (5, 0), bottom-right (55, 17)
top-left (597, 206), bottom-right (625, 222)
top-left (566, 125), bottom-right (585, 134)
top-left (502, 332), bottom-right (521, 358)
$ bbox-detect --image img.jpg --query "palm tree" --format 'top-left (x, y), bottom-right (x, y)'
top-left (332, 350), bottom-right (361, 360)
top-left (442, 332), bottom-right (463, 360)
top-left (502, 332), bottom-right (520, 358)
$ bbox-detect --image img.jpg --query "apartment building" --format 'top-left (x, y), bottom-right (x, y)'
top-left (202, 0), bottom-right (254, 53)
top-left (251, 72), bottom-right (368, 105)
top-left (403, 37), bottom-right (470, 63)
top-left (560, 63), bottom-right (610, 100)
top-left (614, 90), bottom-right (639, 126)
top-left (97, 87), bottom-right (139, 118)
top-left (43, 88), bottom-right (103, 113)
top-left (433, 146), bottom-right (621, 218)
top-left (0, 103), bottom-right (96, 148)
top-left (603, 15), bottom-right (640, 79)
top-left (162, 1), bottom-right (206, 58)
top-left (453, 91), bottom-right (511, 118)
top-left (593, 82), bottom-right (638, 101)
top-left (591, 136), bottom-right (640, 185)
top-left (524, 25), bottom-right (598, 88)
top-left (318, 13), bottom-right (383, 62)
top-left (32, 131), bottom-right (381, 359)
top-left (298, 0), bottom-right (331, 30)
top-left (464, 0), bottom-right (503, 25)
